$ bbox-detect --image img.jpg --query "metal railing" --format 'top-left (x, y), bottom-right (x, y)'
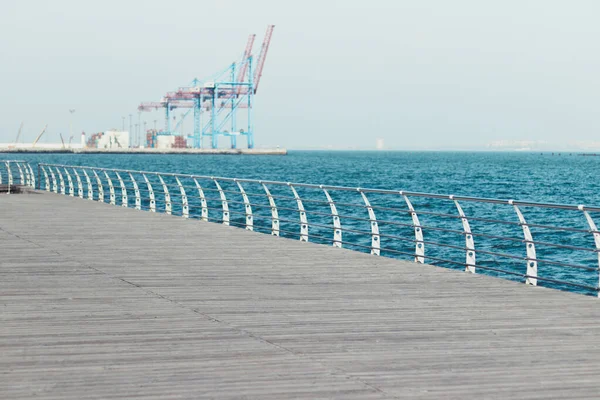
top-left (38, 163), bottom-right (600, 297)
top-left (0, 160), bottom-right (36, 193)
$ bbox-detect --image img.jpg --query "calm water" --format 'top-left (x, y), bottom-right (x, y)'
top-left (6, 151), bottom-right (600, 295)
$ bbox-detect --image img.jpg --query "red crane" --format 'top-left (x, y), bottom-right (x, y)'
top-left (253, 25), bottom-right (275, 94)
top-left (236, 34), bottom-right (256, 94)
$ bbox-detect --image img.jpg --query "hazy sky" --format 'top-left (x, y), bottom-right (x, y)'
top-left (2, 0), bottom-right (599, 149)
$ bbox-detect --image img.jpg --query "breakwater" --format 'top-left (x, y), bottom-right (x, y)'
top-left (0, 147), bottom-right (287, 155)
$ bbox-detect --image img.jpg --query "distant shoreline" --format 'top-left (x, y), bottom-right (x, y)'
top-left (0, 148), bottom-right (287, 155)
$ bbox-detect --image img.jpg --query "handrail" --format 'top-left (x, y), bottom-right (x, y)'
top-left (37, 163), bottom-right (600, 297)
top-left (0, 160), bottom-right (36, 193)
top-left (35, 163), bottom-right (600, 212)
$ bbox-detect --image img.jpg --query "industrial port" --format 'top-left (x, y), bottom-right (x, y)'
top-left (1, 25), bottom-right (284, 155)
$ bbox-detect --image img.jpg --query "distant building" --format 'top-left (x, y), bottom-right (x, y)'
top-left (376, 138), bottom-right (384, 150)
top-left (90, 131), bottom-right (130, 149)
top-left (145, 132), bottom-right (188, 149)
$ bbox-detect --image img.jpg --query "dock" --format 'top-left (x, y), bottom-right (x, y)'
top-left (0, 147), bottom-right (287, 155)
top-left (3, 191), bottom-right (600, 399)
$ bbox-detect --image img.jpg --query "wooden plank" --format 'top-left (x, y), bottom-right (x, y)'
top-left (1, 191), bottom-right (600, 399)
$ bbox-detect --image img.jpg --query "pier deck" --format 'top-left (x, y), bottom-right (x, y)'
top-left (2, 191), bottom-right (600, 399)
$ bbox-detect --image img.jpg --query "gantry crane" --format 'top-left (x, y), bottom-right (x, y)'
top-left (138, 25), bottom-right (275, 149)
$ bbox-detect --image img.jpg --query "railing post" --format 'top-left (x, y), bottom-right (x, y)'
top-left (236, 180), bottom-right (253, 230)
top-left (103, 171), bottom-right (116, 205)
top-left (176, 177), bottom-right (188, 218)
top-left (22, 163), bottom-right (30, 187)
top-left (213, 179), bottom-right (229, 225)
top-left (289, 184), bottom-right (308, 242)
top-left (321, 186), bottom-right (341, 248)
top-left (359, 190), bottom-right (380, 255)
top-left (143, 174), bottom-right (155, 212)
top-left (579, 205), bottom-right (600, 297)
top-left (262, 183), bottom-right (279, 236)
top-left (73, 168), bottom-right (83, 198)
top-left (115, 172), bottom-right (127, 207)
top-left (82, 170), bottom-right (93, 200)
top-left (451, 196), bottom-right (476, 273)
top-left (49, 167), bottom-right (57, 193)
top-left (92, 170), bottom-right (104, 202)
top-left (40, 166), bottom-right (50, 192)
top-left (193, 179), bottom-right (209, 221)
top-left (64, 168), bottom-right (74, 197)
top-left (509, 200), bottom-right (537, 286)
top-left (5, 162), bottom-right (13, 193)
top-left (130, 173), bottom-right (141, 210)
top-left (15, 163), bottom-right (24, 186)
top-left (55, 167), bottom-right (65, 195)
top-left (401, 192), bottom-right (424, 263)
top-left (158, 175), bottom-right (171, 215)
top-left (29, 164), bottom-right (35, 189)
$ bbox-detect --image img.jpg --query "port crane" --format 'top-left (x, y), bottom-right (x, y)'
top-left (32, 125), bottom-right (48, 147)
top-left (138, 25), bottom-right (275, 149)
top-left (14, 122), bottom-right (24, 144)
top-left (7, 122), bottom-right (25, 149)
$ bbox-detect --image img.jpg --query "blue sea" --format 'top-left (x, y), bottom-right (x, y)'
top-left (6, 151), bottom-right (600, 296)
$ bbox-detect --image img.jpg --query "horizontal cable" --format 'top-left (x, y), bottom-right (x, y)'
top-left (404, 252), bottom-right (598, 291)
top-left (418, 240), bottom-right (597, 271)
top-left (188, 205), bottom-right (598, 271)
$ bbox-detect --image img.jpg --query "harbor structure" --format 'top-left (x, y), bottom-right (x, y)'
top-left (139, 25), bottom-right (275, 150)
top-left (86, 130), bottom-right (130, 149)
top-left (0, 125), bottom-right (84, 150)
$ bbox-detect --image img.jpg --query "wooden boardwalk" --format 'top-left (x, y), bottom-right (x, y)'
top-left (2, 191), bottom-right (600, 399)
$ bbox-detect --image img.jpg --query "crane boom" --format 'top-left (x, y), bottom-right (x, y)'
top-left (253, 25), bottom-right (275, 94)
top-left (59, 133), bottom-right (66, 149)
top-left (236, 34), bottom-right (256, 94)
top-left (32, 124), bottom-right (48, 147)
top-left (14, 122), bottom-right (24, 144)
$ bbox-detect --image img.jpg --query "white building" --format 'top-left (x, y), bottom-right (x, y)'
top-left (96, 131), bottom-right (129, 149)
top-left (156, 135), bottom-right (176, 149)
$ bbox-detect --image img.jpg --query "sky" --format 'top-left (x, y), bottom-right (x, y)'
top-left (1, 0), bottom-right (599, 150)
